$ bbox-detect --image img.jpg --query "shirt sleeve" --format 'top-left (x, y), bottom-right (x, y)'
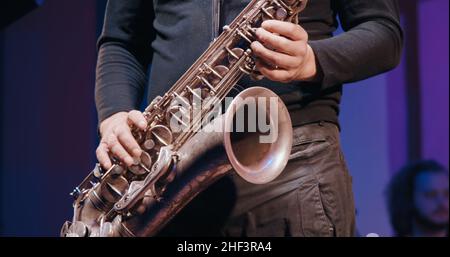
top-left (308, 0), bottom-right (403, 89)
top-left (95, 0), bottom-right (155, 123)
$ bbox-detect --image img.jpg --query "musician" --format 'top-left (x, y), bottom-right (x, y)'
top-left (94, 0), bottom-right (403, 236)
top-left (387, 160), bottom-right (449, 237)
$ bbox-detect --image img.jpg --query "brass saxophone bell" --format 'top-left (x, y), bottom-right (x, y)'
top-left (223, 87), bottom-right (293, 184)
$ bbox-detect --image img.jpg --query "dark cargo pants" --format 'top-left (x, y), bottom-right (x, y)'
top-left (160, 122), bottom-right (356, 237)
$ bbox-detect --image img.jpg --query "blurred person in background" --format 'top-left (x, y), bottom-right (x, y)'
top-left (387, 160), bottom-right (449, 237)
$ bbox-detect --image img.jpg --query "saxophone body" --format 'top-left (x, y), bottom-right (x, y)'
top-left (61, 0), bottom-right (307, 237)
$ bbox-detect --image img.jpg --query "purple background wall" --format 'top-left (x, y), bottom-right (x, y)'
top-left (0, 0), bottom-right (99, 236)
top-left (419, 0), bottom-right (449, 167)
top-left (0, 0), bottom-right (448, 236)
top-left (341, 0), bottom-right (449, 236)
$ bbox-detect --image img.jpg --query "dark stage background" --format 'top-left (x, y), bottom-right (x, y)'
top-left (0, 0), bottom-right (448, 236)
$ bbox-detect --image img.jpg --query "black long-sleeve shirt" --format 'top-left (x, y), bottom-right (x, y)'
top-left (95, 0), bottom-right (403, 128)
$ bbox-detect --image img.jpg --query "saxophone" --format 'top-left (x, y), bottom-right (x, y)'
top-left (61, 0), bottom-right (307, 237)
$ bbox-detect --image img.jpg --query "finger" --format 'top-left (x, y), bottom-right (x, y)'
top-left (115, 127), bottom-right (142, 158)
top-left (261, 20), bottom-right (307, 41)
top-left (109, 137), bottom-right (135, 166)
top-left (96, 142), bottom-right (112, 169)
top-left (256, 60), bottom-right (293, 83)
top-left (255, 28), bottom-right (298, 55)
top-left (128, 110), bottom-right (147, 130)
top-left (251, 41), bottom-right (298, 69)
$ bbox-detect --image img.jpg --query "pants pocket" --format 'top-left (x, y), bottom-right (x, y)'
top-left (297, 180), bottom-right (335, 237)
top-left (289, 138), bottom-right (331, 161)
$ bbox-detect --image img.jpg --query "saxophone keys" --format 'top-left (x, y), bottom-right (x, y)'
top-left (186, 85), bottom-right (209, 100)
top-left (102, 177), bottom-right (129, 203)
top-left (99, 222), bottom-right (116, 237)
top-left (239, 66), bottom-right (252, 75)
top-left (197, 75), bottom-right (216, 94)
top-left (166, 104), bottom-right (191, 127)
top-left (145, 95), bottom-right (163, 113)
top-left (70, 187), bottom-right (82, 200)
top-left (222, 25), bottom-right (231, 32)
top-left (201, 87), bottom-right (212, 99)
top-left (215, 65), bottom-right (230, 76)
top-left (64, 221), bottom-right (89, 237)
top-left (143, 139), bottom-right (156, 150)
top-left (236, 29), bottom-right (253, 43)
top-left (173, 92), bottom-right (191, 108)
top-left (275, 7), bottom-right (288, 20)
top-left (111, 164), bottom-right (125, 176)
top-left (203, 63), bottom-right (223, 79)
top-left (93, 163), bottom-right (104, 179)
top-left (129, 151), bottom-right (152, 176)
top-left (247, 26), bottom-right (257, 36)
top-left (209, 65), bottom-right (230, 85)
top-left (147, 125), bottom-right (174, 147)
top-left (133, 130), bottom-right (145, 144)
top-left (261, 6), bottom-right (275, 20)
top-left (140, 151), bottom-right (152, 169)
top-left (227, 47), bottom-right (245, 65)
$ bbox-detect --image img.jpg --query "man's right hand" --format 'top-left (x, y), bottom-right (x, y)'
top-left (96, 110), bottom-right (148, 169)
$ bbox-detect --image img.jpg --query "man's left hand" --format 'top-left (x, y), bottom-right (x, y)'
top-left (251, 20), bottom-right (317, 83)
